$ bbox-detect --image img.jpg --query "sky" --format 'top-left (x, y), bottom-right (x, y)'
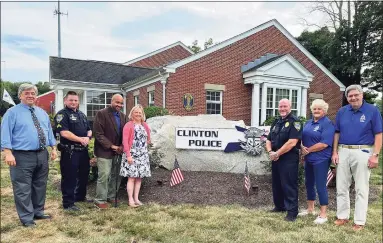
top-left (1, 0), bottom-right (329, 83)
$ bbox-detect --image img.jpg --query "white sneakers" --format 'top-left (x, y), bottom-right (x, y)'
top-left (298, 210), bottom-right (328, 224)
top-left (298, 210), bottom-right (317, 216)
top-left (314, 216), bottom-right (328, 224)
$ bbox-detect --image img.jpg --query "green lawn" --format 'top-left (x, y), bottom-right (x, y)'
top-left (1, 155), bottom-right (382, 243)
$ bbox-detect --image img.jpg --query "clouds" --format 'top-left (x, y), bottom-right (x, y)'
top-left (1, 1), bottom-right (327, 83)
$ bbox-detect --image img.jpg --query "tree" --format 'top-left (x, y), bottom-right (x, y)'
top-left (188, 38), bottom-right (216, 54)
top-left (298, 1), bottom-right (382, 95)
top-left (0, 80), bottom-right (51, 116)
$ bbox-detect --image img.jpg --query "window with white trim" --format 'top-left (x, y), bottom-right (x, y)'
top-left (134, 95), bottom-right (139, 106)
top-left (206, 90), bottom-right (222, 114)
top-left (87, 91), bottom-right (119, 119)
top-left (148, 91), bottom-right (155, 106)
top-left (266, 88), bottom-right (298, 119)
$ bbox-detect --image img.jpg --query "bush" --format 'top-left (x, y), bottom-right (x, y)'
top-left (261, 114), bottom-right (307, 185)
top-left (144, 106), bottom-right (169, 120)
top-left (0, 115), bottom-right (2, 124)
top-left (262, 115), bottom-right (307, 126)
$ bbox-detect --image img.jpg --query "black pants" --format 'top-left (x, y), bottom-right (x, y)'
top-left (10, 150), bottom-right (49, 224)
top-left (60, 150), bottom-right (90, 208)
top-left (272, 158), bottom-right (299, 217)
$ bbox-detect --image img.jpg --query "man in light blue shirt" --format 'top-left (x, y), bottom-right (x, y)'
top-left (1, 83), bottom-right (57, 227)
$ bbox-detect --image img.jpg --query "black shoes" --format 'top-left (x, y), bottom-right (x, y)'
top-left (23, 221), bottom-right (36, 227)
top-left (64, 205), bottom-right (81, 211)
top-left (284, 215), bottom-right (297, 222)
top-left (75, 198), bottom-right (93, 203)
top-left (269, 208), bottom-right (286, 213)
top-left (34, 214), bottom-right (52, 220)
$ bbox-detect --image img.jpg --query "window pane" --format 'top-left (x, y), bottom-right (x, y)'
top-left (267, 88), bottom-right (273, 108)
top-left (266, 109), bottom-right (273, 119)
top-left (291, 110), bottom-right (298, 116)
top-left (275, 88), bottom-right (289, 108)
top-left (292, 90), bottom-right (298, 109)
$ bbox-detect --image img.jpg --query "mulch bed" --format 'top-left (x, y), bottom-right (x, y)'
top-left (86, 167), bottom-right (381, 210)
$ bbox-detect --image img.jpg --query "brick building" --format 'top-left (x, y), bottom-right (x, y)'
top-left (47, 19), bottom-right (345, 125)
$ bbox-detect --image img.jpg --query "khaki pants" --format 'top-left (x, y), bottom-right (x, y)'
top-left (336, 147), bottom-right (371, 225)
top-left (95, 156), bottom-right (122, 204)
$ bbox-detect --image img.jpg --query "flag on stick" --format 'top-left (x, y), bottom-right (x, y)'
top-left (2, 89), bottom-right (16, 106)
top-left (326, 168), bottom-right (335, 187)
top-left (170, 156), bottom-right (184, 187)
top-left (244, 162), bottom-right (251, 195)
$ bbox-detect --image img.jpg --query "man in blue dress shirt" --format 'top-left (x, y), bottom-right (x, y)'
top-left (1, 83), bottom-right (57, 227)
top-left (332, 85), bottom-right (382, 231)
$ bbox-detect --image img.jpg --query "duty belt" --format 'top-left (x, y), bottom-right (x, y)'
top-left (58, 143), bottom-right (87, 152)
top-left (338, 144), bottom-right (372, 149)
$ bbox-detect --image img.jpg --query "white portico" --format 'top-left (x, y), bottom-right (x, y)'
top-left (242, 54), bottom-right (313, 126)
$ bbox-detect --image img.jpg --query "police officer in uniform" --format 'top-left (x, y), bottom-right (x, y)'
top-left (54, 91), bottom-right (92, 211)
top-left (266, 98), bottom-right (302, 222)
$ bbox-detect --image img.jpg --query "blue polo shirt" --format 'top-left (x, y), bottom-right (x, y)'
top-left (335, 100), bottom-right (383, 145)
top-left (302, 116), bottom-right (335, 164)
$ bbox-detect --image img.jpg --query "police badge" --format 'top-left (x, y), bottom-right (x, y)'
top-left (56, 114), bottom-right (63, 123)
top-left (294, 122), bottom-right (301, 131)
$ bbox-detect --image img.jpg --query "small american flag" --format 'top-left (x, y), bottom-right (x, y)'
top-left (170, 156), bottom-right (184, 187)
top-left (326, 168), bottom-right (335, 187)
top-left (244, 162), bottom-right (251, 195)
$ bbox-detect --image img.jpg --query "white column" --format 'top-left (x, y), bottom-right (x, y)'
top-left (82, 90), bottom-right (87, 114)
top-left (261, 83), bottom-right (267, 125)
top-left (55, 89), bottom-right (64, 113)
top-left (123, 91), bottom-right (127, 114)
top-left (161, 78), bottom-right (167, 108)
top-left (251, 83), bottom-right (260, 126)
top-left (301, 87), bottom-right (308, 118)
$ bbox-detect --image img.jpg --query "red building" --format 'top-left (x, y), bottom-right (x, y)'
top-left (49, 19), bottom-right (345, 125)
top-left (36, 90), bottom-right (55, 114)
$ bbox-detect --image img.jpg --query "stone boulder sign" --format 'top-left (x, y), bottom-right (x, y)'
top-left (147, 115), bottom-right (270, 174)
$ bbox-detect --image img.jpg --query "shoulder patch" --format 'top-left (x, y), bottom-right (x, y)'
top-left (294, 122), bottom-right (301, 131)
top-left (56, 114), bottom-right (64, 123)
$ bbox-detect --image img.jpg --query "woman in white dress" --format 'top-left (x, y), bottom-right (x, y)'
top-left (120, 105), bottom-right (151, 207)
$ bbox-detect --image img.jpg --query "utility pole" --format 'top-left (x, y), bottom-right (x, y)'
top-left (1, 61), bottom-right (6, 81)
top-left (54, 0), bottom-right (68, 57)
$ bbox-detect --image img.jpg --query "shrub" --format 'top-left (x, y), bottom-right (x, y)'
top-left (261, 114), bottom-right (307, 185)
top-left (262, 115), bottom-right (307, 126)
top-left (0, 115), bottom-right (2, 124)
top-left (144, 106), bottom-right (169, 120)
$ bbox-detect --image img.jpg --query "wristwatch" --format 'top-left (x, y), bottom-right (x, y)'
top-left (372, 153), bottom-right (379, 157)
top-left (87, 136), bottom-right (92, 140)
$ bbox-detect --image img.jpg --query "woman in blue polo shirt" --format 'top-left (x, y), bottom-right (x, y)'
top-left (299, 99), bottom-right (335, 224)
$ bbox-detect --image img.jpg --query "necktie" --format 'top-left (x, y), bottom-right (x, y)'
top-left (29, 107), bottom-right (47, 150)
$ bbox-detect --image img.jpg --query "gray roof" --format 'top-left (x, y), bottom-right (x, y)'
top-left (241, 53), bottom-right (284, 73)
top-left (50, 56), bottom-right (155, 85)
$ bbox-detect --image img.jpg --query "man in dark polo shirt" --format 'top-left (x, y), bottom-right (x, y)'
top-left (332, 85), bottom-right (382, 231)
top-left (266, 98), bottom-right (302, 222)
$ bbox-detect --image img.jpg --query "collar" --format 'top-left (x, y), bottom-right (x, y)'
top-left (348, 100), bottom-right (366, 112)
top-left (311, 116), bottom-right (326, 124)
top-left (20, 103), bottom-right (35, 110)
top-left (108, 106), bottom-right (119, 114)
top-left (280, 112), bottom-right (292, 121)
top-left (65, 106), bottom-right (77, 113)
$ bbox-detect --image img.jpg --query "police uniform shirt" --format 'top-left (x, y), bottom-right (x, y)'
top-left (267, 113), bottom-right (302, 160)
top-left (302, 116), bottom-right (335, 164)
top-left (335, 100), bottom-right (383, 145)
top-left (55, 107), bottom-right (91, 145)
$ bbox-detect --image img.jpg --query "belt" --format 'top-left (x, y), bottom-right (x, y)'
top-left (338, 144), bottom-right (372, 149)
top-left (13, 148), bottom-right (46, 152)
